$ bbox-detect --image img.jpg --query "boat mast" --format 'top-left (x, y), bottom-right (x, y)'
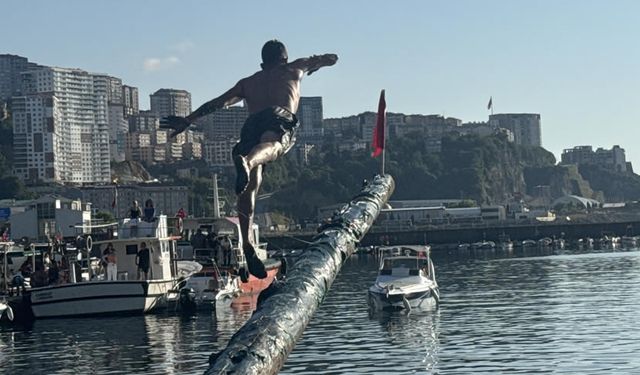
top-left (212, 173), bottom-right (221, 219)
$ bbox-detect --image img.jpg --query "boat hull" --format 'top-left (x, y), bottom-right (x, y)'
top-left (238, 259), bottom-right (280, 296)
top-left (368, 288), bottom-right (437, 310)
top-left (28, 279), bottom-right (176, 318)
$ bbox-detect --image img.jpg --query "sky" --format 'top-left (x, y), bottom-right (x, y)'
top-left (5, 0), bottom-right (640, 168)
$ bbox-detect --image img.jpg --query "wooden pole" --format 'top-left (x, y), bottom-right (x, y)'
top-left (206, 174), bottom-right (395, 375)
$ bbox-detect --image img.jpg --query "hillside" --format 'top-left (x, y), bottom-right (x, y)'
top-left (259, 132), bottom-right (640, 220)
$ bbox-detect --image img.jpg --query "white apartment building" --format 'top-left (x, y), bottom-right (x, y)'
top-left (13, 67), bottom-right (111, 184)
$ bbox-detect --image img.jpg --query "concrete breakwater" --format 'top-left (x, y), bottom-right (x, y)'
top-left (263, 219), bottom-right (640, 250)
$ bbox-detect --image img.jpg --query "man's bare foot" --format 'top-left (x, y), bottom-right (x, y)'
top-left (234, 155), bottom-right (250, 195)
top-left (243, 243), bottom-right (267, 279)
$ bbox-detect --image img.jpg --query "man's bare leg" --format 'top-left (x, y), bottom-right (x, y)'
top-left (235, 131), bottom-right (284, 195)
top-left (238, 165), bottom-right (267, 279)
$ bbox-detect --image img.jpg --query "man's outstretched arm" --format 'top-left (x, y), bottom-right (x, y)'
top-left (160, 83), bottom-right (244, 137)
top-left (291, 54), bottom-right (339, 75)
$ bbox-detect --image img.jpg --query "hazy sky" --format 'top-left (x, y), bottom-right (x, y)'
top-left (5, 0), bottom-right (640, 167)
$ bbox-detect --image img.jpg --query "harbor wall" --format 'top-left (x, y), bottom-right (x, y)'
top-left (263, 220), bottom-right (640, 249)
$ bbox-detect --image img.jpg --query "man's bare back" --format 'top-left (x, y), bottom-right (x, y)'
top-left (205, 54), bottom-right (337, 119)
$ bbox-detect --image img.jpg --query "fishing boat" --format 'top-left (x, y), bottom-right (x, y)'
top-left (177, 216), bottom-right (281, 309)
top-left (368, 245), bottom-right (439, 311)
top-left (25, 215), bottom-right (190, 319)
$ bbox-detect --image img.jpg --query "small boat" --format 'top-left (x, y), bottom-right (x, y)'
top-left (368, 245), bottom-right (439, 311)
top-left (497, 234), bottom-right (513, 252)
top-left (521, 239), bottom-right (537, 247)
top-left (171, 260), bottom-right (241, 311)
top-left (0, 296), bottom-right (14, 322)
top-left (538, 237), bottom-right (553, 247)
top-left (178, 217), bottom-right (281, 309)
top-left (457, 243), bottom-right (470, 251)
top-left (621, 236), bottom-right (638, 248)
top-left (471, 241), bottom-right (495, 250)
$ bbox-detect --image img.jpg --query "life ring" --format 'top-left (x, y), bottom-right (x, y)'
top-left (86, 235), bottom-right (93, 251)
top-left (175, 217), bottom-right (184, 235)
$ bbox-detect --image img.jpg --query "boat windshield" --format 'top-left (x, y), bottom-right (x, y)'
top-left (383, 258), bottom-right (419, 270)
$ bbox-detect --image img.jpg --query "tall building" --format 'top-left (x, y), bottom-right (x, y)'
top-left (296, 96), bottom-right (323, 144)
top-left (0, 54), bottom-right (40, 102)
top-left (203, 138), bottom-right (237, 167)
top-left (129, 110), bottom-right (159, 132)
top-left (96, 75), bottom-right (128, 162)
top-left (12, 67), bottom-right (111, 184)
top-left (489, 113), bottom-right (541, 147)
top-left (195, 105), bottom-right (248, 140)
top-left (561, 145), bottom-right (628, 172)
top-left (122, 85), bottom-right (139, 117)
top-left (150, 88), bottom-right (191, 118)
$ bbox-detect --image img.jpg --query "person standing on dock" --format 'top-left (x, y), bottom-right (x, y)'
top-left (160, 40), bottom-right (338, 279)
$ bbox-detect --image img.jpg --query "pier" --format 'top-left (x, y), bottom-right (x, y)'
top-left (263, 218), bottom-right (640, 249)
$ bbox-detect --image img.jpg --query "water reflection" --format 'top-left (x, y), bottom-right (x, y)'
top-left (0, 306), bottom-right (253, 375)
top-left (283, 249), bottom-right (640, 374)
top-left (2, 248), bottom-right (640, 374)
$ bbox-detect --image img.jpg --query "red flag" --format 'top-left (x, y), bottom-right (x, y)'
top-left (371, 89), bottom-right (386, 157)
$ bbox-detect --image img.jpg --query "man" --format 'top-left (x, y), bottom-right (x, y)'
top-left (106, 246), bottom-right (117, 281)
top-left (190, 228), bottom-right (207, 250)
top-left (130, 200), bottom-right (142, 220)
top-left (136, 242), bottom-right (151, 280)
top-left (161, 40), bottom-right (338, 279)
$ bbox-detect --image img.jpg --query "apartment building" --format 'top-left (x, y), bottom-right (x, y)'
top-left (150, 88), bottom-right (191, 118)
top-left (12, 67), bottom-right (111, 184)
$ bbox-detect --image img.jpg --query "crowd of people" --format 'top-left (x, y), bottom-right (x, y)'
top-left (190, 229), bottom-right (233, 266)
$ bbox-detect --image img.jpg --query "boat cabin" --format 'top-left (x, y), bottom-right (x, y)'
top-left (380, 256), bottom-right (431, 278)
top-left (181, 217), bottom-right (267, 267)
top-left (89, 215), bottom-right (178, 282)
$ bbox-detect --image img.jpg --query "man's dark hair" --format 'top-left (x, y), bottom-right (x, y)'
top-left (261, 40), bottom-right (288, 66)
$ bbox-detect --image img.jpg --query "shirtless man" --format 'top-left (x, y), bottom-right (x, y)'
top-left (160, 40), bottom-right (338, 279)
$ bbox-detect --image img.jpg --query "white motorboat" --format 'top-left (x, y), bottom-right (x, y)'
top-left (169, 217), bottom-right (282, 311)
top-left (26, 215), bottom-right (192, 319)
top-left (621, 236), bottom-right (638, 248)
top-left (0, 296), bottom-right (14, 322)
top-left (368, 245), bottom-right (439, 311)
top-left (170, 260), bottom-right (241, 311)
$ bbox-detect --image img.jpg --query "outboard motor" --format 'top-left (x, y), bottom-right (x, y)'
top-left (178, 287), bottom-right (197, 312)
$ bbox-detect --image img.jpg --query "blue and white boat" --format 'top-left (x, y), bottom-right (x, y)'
top-left (25, 215), bottom-right (193, 319)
